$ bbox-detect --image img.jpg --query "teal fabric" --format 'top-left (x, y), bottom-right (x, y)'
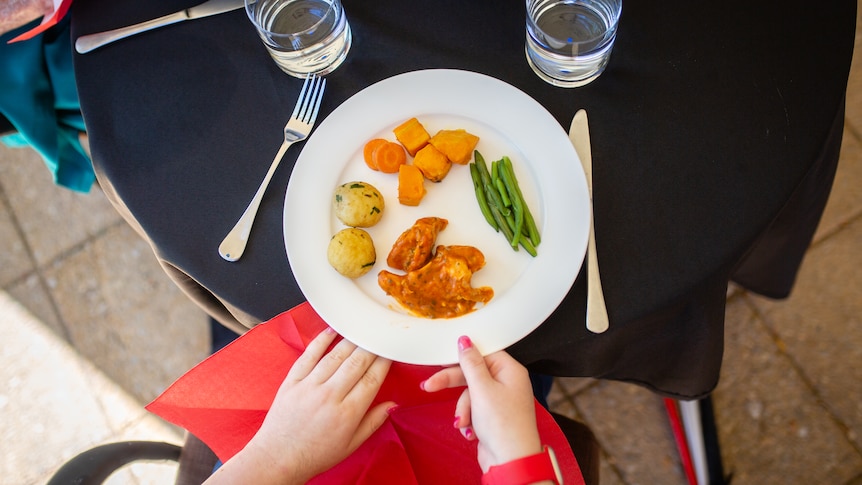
top-left (1, 15), bottom-right (94, 192)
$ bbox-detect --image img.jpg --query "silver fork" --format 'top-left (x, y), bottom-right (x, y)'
top-left (218, 74), bottom-right (326, 262)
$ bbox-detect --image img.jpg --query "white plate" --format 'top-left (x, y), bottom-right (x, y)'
top-left (284, 69), bottom-right (589, 365)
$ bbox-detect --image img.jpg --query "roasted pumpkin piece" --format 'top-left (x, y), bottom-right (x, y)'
top-left (398, 164), bottom-right (426, 206)
top-left (393, 117), bottom-right (431, 156)
top-left (413, 144), bottom-right (452, 182)
top-left (428, 129), bottom-right (480, 165)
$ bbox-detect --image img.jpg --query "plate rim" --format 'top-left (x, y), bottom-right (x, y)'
top-left (284, 68), bottom-right (589, 365)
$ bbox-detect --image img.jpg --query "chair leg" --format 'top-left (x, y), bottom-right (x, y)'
top-left (175, 433), bottom-right (219, 485)
top-left (698, 396), bottom-right (730, 485)
top-left (672, 397), bottom-right (731, 485)
top-left (550, 412), bottom-right (600, 485)
top-left (46, 441), bottom-right (181, 485)
top-left (666, 398), bottom-right (699, 485)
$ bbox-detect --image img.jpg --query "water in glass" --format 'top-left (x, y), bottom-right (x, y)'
top-left (250, 0), bottom-right (351, 77)
top-left (526, 0), bottom-right (621, 87)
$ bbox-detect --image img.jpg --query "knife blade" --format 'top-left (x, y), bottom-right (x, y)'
top-left (75, 0), bottom-right (245, 54)
top-left (569, 109), bottom-right (609, 333)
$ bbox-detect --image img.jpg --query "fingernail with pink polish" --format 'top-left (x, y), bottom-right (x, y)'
top-left (453, 416), bottom-right (460, 428)
top-left (386, 404), bottom-right (399, 415)
top-left (458, 335), bottom-right (472, 351)
top-left (419, 379), bottom-right (427, 391)
top-left (464, 427), bottom-right (475, 440)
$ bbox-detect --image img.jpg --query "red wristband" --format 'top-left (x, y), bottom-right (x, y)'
top-left (481, 446), bottom-right (563, 485)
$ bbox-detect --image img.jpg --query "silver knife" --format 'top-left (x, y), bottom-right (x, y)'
top-left (75, 0), bottom-right (245, 54)
top-left (569, 110), bottom-right (610, 333)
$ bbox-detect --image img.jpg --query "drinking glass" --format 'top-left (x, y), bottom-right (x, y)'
top-left (525, 0), bottom-right (622, 87)
top-left (245, 0), bottom-right (352, 77)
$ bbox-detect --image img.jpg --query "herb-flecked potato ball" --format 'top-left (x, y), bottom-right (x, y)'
top-left (327, 228), bottom-right (377, 278)
top-left (333, 181), bottom-right (385, 227)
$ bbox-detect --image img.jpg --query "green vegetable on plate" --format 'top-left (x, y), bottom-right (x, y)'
top-left (469, 151), bottom-right (540, 256)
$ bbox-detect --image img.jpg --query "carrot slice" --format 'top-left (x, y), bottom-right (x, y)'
top-left (373, 141), bottom-right (407, 173)
top-left (363, 138), bottom-right (388, 170)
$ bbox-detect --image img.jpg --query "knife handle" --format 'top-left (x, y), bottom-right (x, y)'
top-left (75, 10), bottom-right (188, 54)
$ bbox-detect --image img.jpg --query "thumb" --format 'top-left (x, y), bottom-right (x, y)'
top-left (457, 336), bottom-right (491, 388)
top-left (349, 401), bottom-right (397, 452)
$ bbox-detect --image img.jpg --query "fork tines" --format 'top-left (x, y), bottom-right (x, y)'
top-left (293, 74), bottom-right (326, 125)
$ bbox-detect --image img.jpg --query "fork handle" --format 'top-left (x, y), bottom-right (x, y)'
top-left (218, 140), bottom-right (293, 261)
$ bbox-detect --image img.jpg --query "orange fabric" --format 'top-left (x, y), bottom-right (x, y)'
top-left (147, 302), bottom-right (584, 484)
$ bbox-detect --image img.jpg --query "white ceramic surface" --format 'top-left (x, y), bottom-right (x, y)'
top-left (285, 69), bottom-right (589, 365)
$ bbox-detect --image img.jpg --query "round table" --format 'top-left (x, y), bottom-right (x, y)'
top-left (71, 0), bottom-right (856, 398)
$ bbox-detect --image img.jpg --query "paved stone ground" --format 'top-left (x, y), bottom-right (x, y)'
top-left (1, 9), bottom-right (859, 483)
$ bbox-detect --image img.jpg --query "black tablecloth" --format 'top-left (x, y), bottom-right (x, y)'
top-left (71, 0), bottom-right (856, 398)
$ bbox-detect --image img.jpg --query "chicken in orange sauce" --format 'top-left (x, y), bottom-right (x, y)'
top-left (379, 241), bottom-right (494, 319)
top-left (386, 216), bottom-right (449, 272)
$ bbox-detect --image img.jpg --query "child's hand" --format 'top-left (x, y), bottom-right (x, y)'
top-left (422, 336), bottom-right (543, 472)
top-left (207, 328), bottom-right (395, 484)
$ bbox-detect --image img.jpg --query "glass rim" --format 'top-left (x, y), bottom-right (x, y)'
top-left (525, 0), bottom-right (623, 15)
top-left (525, 0), bottom-right (622, 45)
top-left (245, 0), bottom-right (340, 39)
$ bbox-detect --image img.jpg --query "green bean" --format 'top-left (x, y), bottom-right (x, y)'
top-left (519, 233), bottom-right (538, 256)
top-left (523, 208), bottom-right (540, 247)
top-left (481, 178), bottom-right (509, 217)
top-left (488, 195), bottom-right (517, 250)
top-left (475, 151), bottom-right (493, 186)
top-left (494, 177), bottom-right (512, 208)
top-left (471, 150), bottom-right (541, 255)
top-left (491, 184), bottom-right (519, 249)
top-left (498, 158), bottom-right (523, 247)
top-left (502, 209), bottom-right (520, 249)
top-left (475, 152), bottom-right (509, 216)
top-left (498, 193), bottom-right (533, 254)
top-left (501, 156), bottom-right (541, 247)
top-left (484, 183), bottom-right (509, 216)
top-left (510, 187), bottom-right (525, 248)
top-left (470, 163), bottom-right (498, 230)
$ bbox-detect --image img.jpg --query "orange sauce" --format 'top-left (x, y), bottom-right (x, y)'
top-left (379, 245), bottom-right (493, 319)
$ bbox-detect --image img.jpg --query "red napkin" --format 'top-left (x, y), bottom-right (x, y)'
top-left (147, 303), bottom-right (585, 484)
top-left (8, 0), bottom-right (73, 43)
